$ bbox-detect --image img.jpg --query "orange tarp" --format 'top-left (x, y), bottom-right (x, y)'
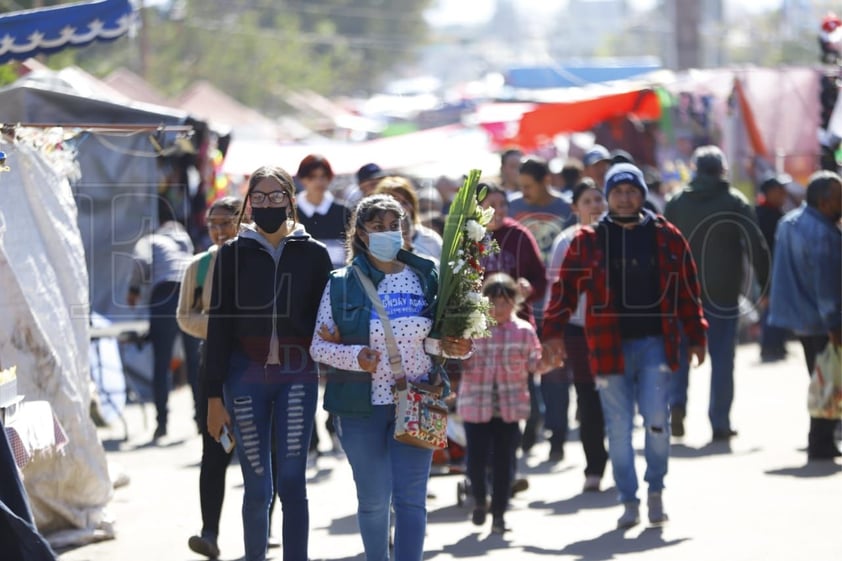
top-left (732, 77), bottom-right (769, 158)
top-left (514, 88), bottom-right (662, 150)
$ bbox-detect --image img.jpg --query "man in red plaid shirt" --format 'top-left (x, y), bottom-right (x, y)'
top-left (542, 162), bottom-right (708, 529)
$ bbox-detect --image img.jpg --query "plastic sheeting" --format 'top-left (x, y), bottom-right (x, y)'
top-left (0, 139), bottom-right (113, 543)
top-left (514, 88), bottom-right (662, 150)
top-left (0, 77), bottom-right (188, 318)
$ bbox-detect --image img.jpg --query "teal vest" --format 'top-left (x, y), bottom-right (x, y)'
top-left (322, 250), bottom-right (439, 417)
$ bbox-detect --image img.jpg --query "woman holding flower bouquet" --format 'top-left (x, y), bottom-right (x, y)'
top-left (310, 194), bottom-right (473, 561)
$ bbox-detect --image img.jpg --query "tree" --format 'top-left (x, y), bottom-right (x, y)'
top-left (1, 0), bottom-right (433, 113)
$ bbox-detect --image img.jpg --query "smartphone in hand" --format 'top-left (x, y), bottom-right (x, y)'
top-left (219, 425), bottom-right (236, 454)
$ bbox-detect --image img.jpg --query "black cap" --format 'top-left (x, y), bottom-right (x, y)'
top-left (759, 173), bottom-right (792, 193)
top-left (356, 163), bottom-right (385, 184)
top-left (610, 149), bottom-right (635, 165)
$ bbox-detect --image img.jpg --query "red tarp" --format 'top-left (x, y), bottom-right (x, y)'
top-left (514, 88), bottom-right (662, 150)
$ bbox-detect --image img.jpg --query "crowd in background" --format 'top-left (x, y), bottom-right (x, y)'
top-left (124, 144), bottom-right (840, 561)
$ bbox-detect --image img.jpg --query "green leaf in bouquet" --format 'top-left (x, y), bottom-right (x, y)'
top-left (477, 184), bottom-right (488, 204)
top-left (435, 168), bottom-right (483, 331)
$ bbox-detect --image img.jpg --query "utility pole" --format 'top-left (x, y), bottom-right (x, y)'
top-left (139, 0), bottom-right (149, 80)
top-left (674, 0), bottom-right (701, 70)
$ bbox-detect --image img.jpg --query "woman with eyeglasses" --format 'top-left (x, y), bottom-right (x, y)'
top-left (177, 196), bottom-right (242, 559)
top-left (206, 166), bottom-right (333, 561)
top-left (311, 194), bottom-right (472, 561)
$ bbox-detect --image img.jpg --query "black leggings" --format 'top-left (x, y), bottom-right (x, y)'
top-left (565, 325), bottom-right (608, 477)
top-left (196, 344), bottom-right (234, 538)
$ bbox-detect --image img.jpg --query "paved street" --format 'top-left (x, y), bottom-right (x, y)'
top-left (57, 340), bottom-right (841, 561)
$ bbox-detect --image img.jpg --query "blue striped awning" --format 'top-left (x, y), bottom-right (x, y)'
top-left (0, 0), bottom-right (134, 64)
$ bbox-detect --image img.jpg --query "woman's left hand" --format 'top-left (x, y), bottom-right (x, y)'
top-left (442, 336), bottom-right (472, 357)
top-left (318, 323), bottom-right (342, 344)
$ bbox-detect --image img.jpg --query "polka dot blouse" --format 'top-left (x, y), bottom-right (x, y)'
top-left (311, 267), bottom-right (435, 405)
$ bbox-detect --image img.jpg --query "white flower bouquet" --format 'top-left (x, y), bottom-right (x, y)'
top-left (434, 169), bottom-right (498, 340)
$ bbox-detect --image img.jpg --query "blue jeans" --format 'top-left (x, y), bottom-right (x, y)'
top-left (149, 282), bottom-right (179, 430)
top-left (335, 405), bottom-right (434, 561)
top-left (669, 308), bottom-right (738, 433)
top-left (668, 331), bottom-right (690, 410)
top-left (225, 362), bottom-right (317, 561)
top-left (598, 336), bottom-right (670, 504)
top-left (759, 306), bottom-right (788, 356)
top-left (540, 371), bottom-right (570, 446)
top-left (149, 282), bottom-right (201, 431)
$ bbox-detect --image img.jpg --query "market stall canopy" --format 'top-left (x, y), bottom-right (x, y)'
top-left (504, 61), bottom-right (661, 90)
top-left (0, 0), bottom-right (134, 64)
top-left (0, 71), bottom-right (194, 318)
top-left (515, 87), bottom-right (661, 150)
top-left (222, 124), bottom-right (499, 179)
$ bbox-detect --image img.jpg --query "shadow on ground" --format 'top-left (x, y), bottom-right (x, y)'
top-left (425, 531), bottom-right (517, 559)
top-left (522, 526), bottom-right (690, 561)
top-left (527, 487), bottom-right (618, 516)
top-left (668, 441), bottom-right (762, 458)
top-left (765, 461), bottom-right (842, 478)
top-left (318, 512), bottom-right (362, 537)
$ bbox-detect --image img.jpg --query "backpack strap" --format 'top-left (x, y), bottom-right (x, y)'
top-left (192, 251), bottom-right (213, 309)
top-left (196, 251), bottom-right (213, 289)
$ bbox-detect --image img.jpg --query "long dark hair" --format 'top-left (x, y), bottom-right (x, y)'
top-left (346, 194), bottom-right (405, 263)
top-left (208, 195), bottom-right (242, 217)
top-left (240, 165), bottom-right (298, 228)
top-left (482, 272), bottom-right (523, 309)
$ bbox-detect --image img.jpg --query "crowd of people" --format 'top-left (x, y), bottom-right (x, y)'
top-left (124, 145), bottom-right (840, 561)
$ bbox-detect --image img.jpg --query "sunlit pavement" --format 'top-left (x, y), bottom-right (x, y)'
top-left (57, 339), bottom-right (841, 561)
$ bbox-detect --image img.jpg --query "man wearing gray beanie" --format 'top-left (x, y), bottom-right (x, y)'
top-left (542, 161), bottom-right (708, 528)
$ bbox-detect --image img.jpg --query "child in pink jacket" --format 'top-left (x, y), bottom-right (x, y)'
top-left (457, 273), bottom-right (542, 534)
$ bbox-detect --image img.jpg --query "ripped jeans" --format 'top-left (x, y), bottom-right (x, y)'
top-left (597, 336), bottom-right (670, 504)
top-left (224, 361), bottom-right (317, 561)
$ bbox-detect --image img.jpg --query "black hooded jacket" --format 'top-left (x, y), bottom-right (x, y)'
top-left (206, 224), bottom-right (333, 397)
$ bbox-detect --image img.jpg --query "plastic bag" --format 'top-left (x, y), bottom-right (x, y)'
top-left (807, 343), bottom-right (842, 419)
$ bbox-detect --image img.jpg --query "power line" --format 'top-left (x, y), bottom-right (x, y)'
top-left (176, 16), bottom-right (423, 52)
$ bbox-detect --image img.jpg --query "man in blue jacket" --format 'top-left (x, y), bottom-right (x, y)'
top-left (769, 170), bottom-right (842, 460)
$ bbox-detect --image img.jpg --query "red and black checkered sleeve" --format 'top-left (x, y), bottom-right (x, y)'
top-left (671, 226), bottom-right (708, 348)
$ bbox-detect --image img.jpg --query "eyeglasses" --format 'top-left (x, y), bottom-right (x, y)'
top-left (250, 190), bottom-right (288, 206)
top-left (207, 219), bottom-right (238, 231)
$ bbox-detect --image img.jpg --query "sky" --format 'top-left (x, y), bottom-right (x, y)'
top-left (424, 0), bottom-right (784, 27)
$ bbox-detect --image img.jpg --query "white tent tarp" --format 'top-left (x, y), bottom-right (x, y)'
top-left (0, 139), bottom-right (113, 544)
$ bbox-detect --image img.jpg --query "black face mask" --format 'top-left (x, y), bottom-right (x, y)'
top-left (251, 206), bottom-right (288, 234)
top-left (609, 212), bottom-right (642, 224)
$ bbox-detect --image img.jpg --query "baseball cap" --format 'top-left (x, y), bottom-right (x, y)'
top-left (610, 149), bottom-right (635, 165)
top-left (356, 163), bottom-right (385, 184)
top-left (759, 173), bottom-right (792, 193)
top-left (583, 145), bottom-right (611, 167)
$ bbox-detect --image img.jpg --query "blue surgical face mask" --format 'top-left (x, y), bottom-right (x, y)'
top-left (367, 230), bottom-right (402, 262)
